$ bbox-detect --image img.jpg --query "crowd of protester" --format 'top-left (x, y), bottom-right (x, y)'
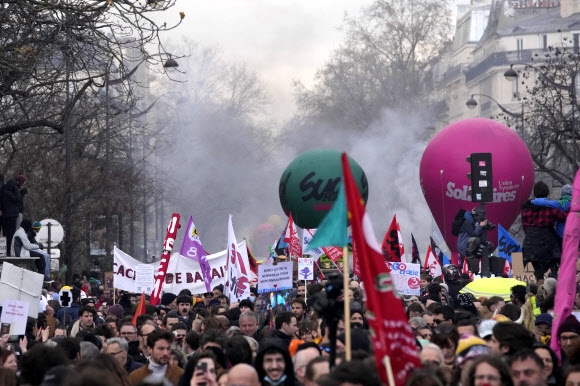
top-left (2, 263), bottom-right (580, 386)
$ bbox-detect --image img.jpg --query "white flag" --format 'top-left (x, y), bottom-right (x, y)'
top-left (226, 215), bottom-right (251, 303)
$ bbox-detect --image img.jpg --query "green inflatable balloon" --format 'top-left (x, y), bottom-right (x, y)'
top-left (279, 149), bottom-right (368, 229)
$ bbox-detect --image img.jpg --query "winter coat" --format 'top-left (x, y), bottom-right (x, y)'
top-left (531, 195), bottom-right (571, 238)
top-left (11, 226), bottom-right (39, 257)
top-left (1, 179), bottom-right (21, 218)
top-left (456, 212), bottom-right (483, 256)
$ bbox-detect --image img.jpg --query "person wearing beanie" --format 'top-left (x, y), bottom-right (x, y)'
top-left (558, 315), bottom-right (580, 359)
top-left (521, 181), bottom-right (568, 280)
top-left (107, 304), bottom-right (125, 320)
top-left (239, 299), bottom-right (254, 312)
top-left (32, 221), bottom-right (42, 232)
top-left (160, 293), bottom-right (177, 310)
top-left (455, 335), bottom-right (490, 370)
top-left (532, 183), bottom-right (573, 244)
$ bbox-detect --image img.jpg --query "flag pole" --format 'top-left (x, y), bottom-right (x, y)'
top-left (342, 246), bottom-right (351, 361)
top-left (383, 356), bottom-right (396, 386)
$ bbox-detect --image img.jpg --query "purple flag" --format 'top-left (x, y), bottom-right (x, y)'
top-left (180, 216), bottom-right (212, 292)
top-left (551, 169), bottom-right (580, 361)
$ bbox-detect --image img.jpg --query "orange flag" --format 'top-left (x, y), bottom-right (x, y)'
top-left (132, 292), bottom-right (146, 327)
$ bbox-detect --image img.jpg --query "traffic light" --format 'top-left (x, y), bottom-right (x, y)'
top-left (466, 153), bottom-right (493, 202)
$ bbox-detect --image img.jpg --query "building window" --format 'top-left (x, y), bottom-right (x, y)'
top-left (512, 76), bottom-right (520, 99)
top-left (542, 35), bottom-right (547, 50)
top-left (574, 34), bottom-right (579, 53)
top-left (517, 38), bottom-right (524, 60)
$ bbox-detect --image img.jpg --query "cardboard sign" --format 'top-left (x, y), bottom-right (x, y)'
top-left (258, 262), bottom-right (293, 293)
top-left (1, 299), bottom-right (29, 335)
top-left (298, 258), bottom-right (314, 281)
top-left (385, 262), bottom-right (421, 296)
top-left (59, 288), bottom-right (72, 307)
top-left (104, 272), bottom-right (114, 291)
top-left (511, 252), bottom-right (545, 283)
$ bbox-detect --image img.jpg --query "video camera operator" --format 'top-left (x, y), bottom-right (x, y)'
top-left (457, 206), bottom-right (495, 276)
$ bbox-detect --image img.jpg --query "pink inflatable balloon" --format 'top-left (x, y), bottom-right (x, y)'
top-left (420, 118), bottom-right (534, 253)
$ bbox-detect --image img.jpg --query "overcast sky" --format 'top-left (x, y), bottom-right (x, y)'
top-left (163, 0), bottom-right (375, 121)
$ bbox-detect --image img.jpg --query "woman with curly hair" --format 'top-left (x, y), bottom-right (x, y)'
top-left (465, 355), bottom-right (514, 386)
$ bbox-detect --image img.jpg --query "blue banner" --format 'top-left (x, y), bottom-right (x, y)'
top-left (497, 224), bottom-right (521, 263)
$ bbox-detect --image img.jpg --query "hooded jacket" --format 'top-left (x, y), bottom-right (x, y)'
top-left (255, 338), bottom-right (295, 386)
top-left (457, 211), bottom-right (483, 256)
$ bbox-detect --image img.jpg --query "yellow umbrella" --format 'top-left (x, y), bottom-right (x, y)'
top-left (459, 277), bottom-right (526, 301)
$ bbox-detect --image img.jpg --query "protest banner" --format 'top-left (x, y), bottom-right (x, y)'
top-left (1, 299), bottom-right (29, 335)
top-left (258, 262), bottom-right (293, 293)
top-left (0, 262), bottom-right (43, 318)
top-left (298, 258), bottom-right (314, 281)
top-left (113, 244), bottom-right (234, 294)
top-left (386, 262), bottom-right (421, 296)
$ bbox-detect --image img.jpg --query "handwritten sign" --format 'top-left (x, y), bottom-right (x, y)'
top-left (258, 262), bottom-right (293, 294)
top-left (385, 262), bottom-right (421, 296)
top-left (1, 300), bottom-right (29, 335)
top-left (136, 264), bottom-right (155, 293)
top-left (298, 258), bottom-right (314, 281)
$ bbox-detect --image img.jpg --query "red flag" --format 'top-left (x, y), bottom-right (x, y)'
top-left (341, 153), bottom-right (419, 386)
top-left (411, 234), bottom-right (421, 264)
top-left (81, 282), bottom-right (88, 296)
top-left (381, 215), bottom-right (402, 262)
top-left (503, 260), bottom-right (512, 278)
top-left (132, 292), bottom-right (146, 327)
top-left (246, 244), bottom-right (259, 276)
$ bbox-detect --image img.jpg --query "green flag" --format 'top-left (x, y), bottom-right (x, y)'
top-left (306, 182), bottom-right (348, 250)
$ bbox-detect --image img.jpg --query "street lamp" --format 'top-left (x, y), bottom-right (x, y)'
top-left (466, 93), bottom-right (525, 140)
top-left (504, 64), bottom-right (579, 166)
top-left (163, 54), bottom-right (179, 71)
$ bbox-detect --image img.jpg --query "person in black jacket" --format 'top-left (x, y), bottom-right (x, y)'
top-left (1, 175), bottom-right (27, 255)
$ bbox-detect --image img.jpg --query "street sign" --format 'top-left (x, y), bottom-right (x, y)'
top-left (59, 288), bottom-right (72, 307)
top-left (36, 219), bottom-right (65, 247)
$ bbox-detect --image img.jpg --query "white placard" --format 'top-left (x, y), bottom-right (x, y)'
top-left (136, 264), bottom-right (155, 293)
top-left (385, 262), bottom-right (421, 296)
top-left (1, 299), bottom-right (29, 335)
top-left (0, 262), bottom-right (43, 318)
top-left (298, 258), bottom-right (314, 281)
top-left (258, 262), bottom-right (293, 293)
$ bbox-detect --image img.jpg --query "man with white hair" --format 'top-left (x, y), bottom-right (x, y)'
top-left (106, 337), bottom-right (144, 373)
top-left (293, 345), bottom-right (320, 385)
top-left (419, 343), bottom-right (445, 368)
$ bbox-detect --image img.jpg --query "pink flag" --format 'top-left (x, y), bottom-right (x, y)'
top-left (551, 169), bottom-right (580, 361)
top-left (180, 216), bottom-right (212, 293)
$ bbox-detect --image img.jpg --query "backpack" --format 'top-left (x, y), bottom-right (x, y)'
top-left (451, 209), bottom-right (467, 236)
